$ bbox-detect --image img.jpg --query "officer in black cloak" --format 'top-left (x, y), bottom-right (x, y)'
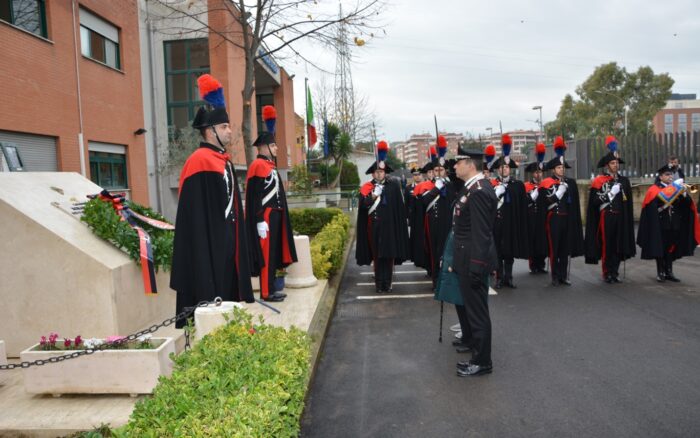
top-left (404, 165), bottom-right (422, 254)
top-left (170, 74), bottom-right (254, 326)
top-left (537, 136), bottom-right (584, 286)
top-left (416, 136), bottom-right (455, 288)
top-left (245, 105), bottom-right (298, 302)
top-left (411, 158), bottom-right (435, 275)
top-left (490, 134), bottom-right (529, 289)
top-left (637, 164), bottom-right (700, 282)
top-left (524, 142), bottom-right (547, 274)
top-left (584, 136), bottom-right (636, 283)
top-left (356, 141), bottom-right (410, 292)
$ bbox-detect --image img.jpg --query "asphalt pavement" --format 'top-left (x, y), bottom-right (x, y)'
top-left (300, 241), bottom-right (700, 438)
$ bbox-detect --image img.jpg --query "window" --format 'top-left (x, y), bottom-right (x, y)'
top-left (256, 94), bottom-right (274, 136)
top-left (665, 114), bottom-right (674, 133)
top-left (692, 113), bottom-right (700, 132)
top-left (678, 114), bottom-right (687, 132)
top-left (88, 142), bottom-right (127, 189)
top-left (0, 0), bottom-right (47, 38)
top-left (79, 8), bottom-right (120, 69)
top-left (164, 39), bottom-right (210, 129)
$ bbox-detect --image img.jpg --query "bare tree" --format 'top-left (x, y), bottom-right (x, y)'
top-left (147, 0), bottom-right (384, 165)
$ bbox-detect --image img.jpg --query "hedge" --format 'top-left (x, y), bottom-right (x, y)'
top-left (309, 213), bottom-right (350, 279)
top-left (289, 207), bottom-right (344, 237)
top-left (112, 309), bottom-right (310, 438)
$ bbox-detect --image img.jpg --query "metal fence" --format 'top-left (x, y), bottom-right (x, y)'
top-left (570, 131), bottom-right (700, 180)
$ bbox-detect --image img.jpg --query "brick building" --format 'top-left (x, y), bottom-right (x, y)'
top-left (0, 0), bottom-right (150, 203)
top-left (652, 94), bottom-right (700, 134)
top-left (396, 132), bottom-right (464, 169)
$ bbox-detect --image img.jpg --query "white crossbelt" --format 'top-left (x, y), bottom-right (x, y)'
top-left (368, 195), bottom-right (381, 215)
top-left (262, 170), bottom-right (279, 206)
top-left (426, 194), bottom-right (440, 212)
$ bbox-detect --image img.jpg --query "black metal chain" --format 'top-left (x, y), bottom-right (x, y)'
top-left (0, 298), bottom-right (222, 371)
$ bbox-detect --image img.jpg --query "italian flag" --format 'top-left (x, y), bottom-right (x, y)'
top-left (306, 86), bottom-right (317, 148)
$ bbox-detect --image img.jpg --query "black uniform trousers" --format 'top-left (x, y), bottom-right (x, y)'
top-left (457, 271), bottom-right (491, 366)
top-left (547, 212), bottom-right (570, 282)
top-left (656, 229), bottom-right (679, 275)
top-left (494, 218), bottom-right (514, 282)
top-left (369, 216), bottom-right (394, 291)
top-left (455, 304), bottom-right (472, 344)
top-left (529, 256), bottom-right (546, 272)
top-left (600, 211), bottom-right (621, 278)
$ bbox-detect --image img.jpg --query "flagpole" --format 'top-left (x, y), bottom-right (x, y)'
top-left (305, 77), bottom-right (309, 171)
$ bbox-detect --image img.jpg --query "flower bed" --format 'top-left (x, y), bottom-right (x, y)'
top-left (20, 335), bottom-right (175, 396)
top-left (114, 308), bottom-right (310, 437)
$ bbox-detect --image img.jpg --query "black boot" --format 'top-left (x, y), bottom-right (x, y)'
top-left (665, 261), bottom-right (680, 282)
top-left (656, 259), bottom-right (666, 282)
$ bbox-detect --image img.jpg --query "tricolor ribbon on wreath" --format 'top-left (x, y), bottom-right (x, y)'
top-left (89, 190), bottom-right (175, 295)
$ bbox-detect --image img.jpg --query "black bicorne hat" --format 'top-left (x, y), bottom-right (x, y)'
top-left (192, 74), bottom-right (230, 129)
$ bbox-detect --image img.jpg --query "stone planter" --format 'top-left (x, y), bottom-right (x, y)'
top-left (20, 337), bottom-right (175, 397)
top-left (0, 340), bottom-right (6, 366)
top-left (286, 235), bottom-right (318, 288)
top-left (194, 301), bottom-right (244, 341)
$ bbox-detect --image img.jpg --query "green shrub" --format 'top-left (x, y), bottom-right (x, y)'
top-left (289, 164), bottom-right (313, 196)
top-left (318, 163), bottom-right (339, 187)
top-left (309, 213), bottom-right (350, 278)
top-left (339, 159), bottom-right (360, 190)
top-left (289, 207), bottom-right (344, 236)
top-left (114, 308), bottom-right (310, 438)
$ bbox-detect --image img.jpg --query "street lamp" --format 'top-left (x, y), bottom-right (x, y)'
top-left (532, 105), bottom-right (543, 142)
top-left (485, 127), bottom-right (493, 143)
top-left (592, 90), bottom-right (628, 137)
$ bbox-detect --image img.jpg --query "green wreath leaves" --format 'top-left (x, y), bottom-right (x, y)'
top-left (81, 198), bottom-right (174, 272)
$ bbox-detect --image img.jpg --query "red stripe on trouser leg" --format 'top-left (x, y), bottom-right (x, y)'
top-left (259, 208), bottom-right (272, 299)
top-left (424, 214), bottom-right (433, 272)
top-left (599, 210), bottom-right (607, 278)
top-left (281, 215), bottom-right (293, 264)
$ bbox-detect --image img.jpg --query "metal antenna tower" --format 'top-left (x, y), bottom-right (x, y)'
top-left (334, 4), bottom-right (354, 138)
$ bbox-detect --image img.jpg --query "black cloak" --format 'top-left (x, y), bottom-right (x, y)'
top-left (493, 178), bottom-right (530, 259)
top-left (535, 176), bottom-right (585, 258)
top-left (356, 177), bottom-right (410, 265)
top-left (584, 174), bottom-right (636, 264)
top-left (170, 143), bottom-right (254, 327)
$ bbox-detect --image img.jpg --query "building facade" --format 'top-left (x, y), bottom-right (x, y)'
top-left (398, 132), bottom-right (465, 169)
top-left (138, 0), bottom-right (298, 220)
top-left (1, 0), bottom-right (150, 203)
top-left (652, 94), bottom-right (700, 134)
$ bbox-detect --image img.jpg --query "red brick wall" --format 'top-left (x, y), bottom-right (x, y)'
top-left (0, 0), bottom-right (149, 204)
top-left (273, 68), bottom-right (295, 170)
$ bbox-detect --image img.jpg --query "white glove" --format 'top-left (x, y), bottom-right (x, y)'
top-left (555, 184), bottom-right (567, 200)
top-left (434, 178), bottom-right (445, 190)
top-left (673, 178), bottom-right (684, 187)
top-left (257, 221), bottom-right (269, 239)
top-left (610, 183), bottom-right (621, 197)
top-left (530, 189), bottom-right (539, 201)
top-left (372, 184), bottom-right (383, 197)
top-left (494, 185), bottom-right (506, 197)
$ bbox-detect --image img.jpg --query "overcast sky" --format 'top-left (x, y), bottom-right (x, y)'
top-left (290, 0), bottom-right (700, 142)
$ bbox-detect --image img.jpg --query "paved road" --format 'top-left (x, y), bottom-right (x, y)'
top-left (301, 242), bottom-right (700, 437)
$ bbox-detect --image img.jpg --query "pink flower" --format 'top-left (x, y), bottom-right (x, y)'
top-left (48, 333), bottom-right (58, 346)
top-left (106, 336), bottom-right (125, 344)
top-left (248, 327), bottom-right (256, 335)
top-left (74, 336), bottom-right (82, 346)
top-left (64, 338), bottom-right (71, 347)
top-left (40, 336), bottom-right (47, 345)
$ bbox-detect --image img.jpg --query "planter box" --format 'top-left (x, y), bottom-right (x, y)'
top-left (0, 340), bottom-right (6, 366)
top-left (20, 337), bottom-right (175, 397)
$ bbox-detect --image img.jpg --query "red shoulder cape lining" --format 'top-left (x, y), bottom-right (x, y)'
top-left (179, 148), bottom-right (227, 195)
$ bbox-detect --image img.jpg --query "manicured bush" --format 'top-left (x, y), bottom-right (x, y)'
top-left (309, 213), bottom-right (350, 279)
top-left (289, 207), bottom-right (344, 237)
top-left (113, 309), bottom-right (310, 438)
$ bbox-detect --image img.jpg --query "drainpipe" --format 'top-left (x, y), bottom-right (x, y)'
top-left (71, 0), bottom-right (86, 176)
top-left (145, 0), bottom-right (163, 212)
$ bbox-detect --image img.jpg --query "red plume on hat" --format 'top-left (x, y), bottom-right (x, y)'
top-left (428, 145), bottom-right (437, 161)
top-left (535, 142), bottom-right (546, 163)
top-left (437, 135), bottom-right (448, 158)
top-left (553, 136), bottom-right (566, 157)
top-left (262, 105), bottom-right (277, 134)
top-left (501, 134), bottom-right (512, 157)
top-left (377, 140), bottom-right (389, 162)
